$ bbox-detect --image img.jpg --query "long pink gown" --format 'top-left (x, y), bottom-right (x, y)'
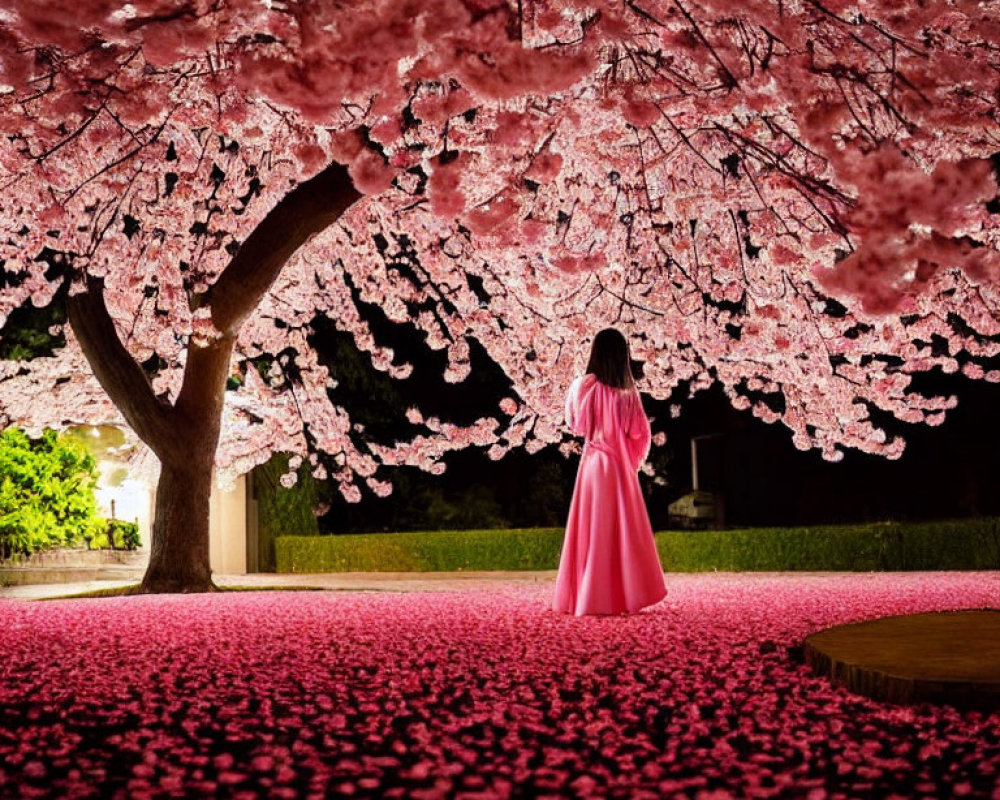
top-left (553, 374), bottom-right (667, 616)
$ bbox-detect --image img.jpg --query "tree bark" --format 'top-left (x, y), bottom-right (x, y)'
top-left (139, 335), bottom-right (233, 593)
top-left (141, 459), bottom-right (216, 593)
top-left (66, 161), bottom-right (361, 593)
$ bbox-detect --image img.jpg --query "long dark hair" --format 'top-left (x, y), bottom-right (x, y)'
top-left (585, 328), bottom-right (637, 389)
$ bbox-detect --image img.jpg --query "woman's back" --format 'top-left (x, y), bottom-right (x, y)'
top-left (554, 369), bottom-right (665, 615)
top-left (566, 374), bottom-right (649, 472)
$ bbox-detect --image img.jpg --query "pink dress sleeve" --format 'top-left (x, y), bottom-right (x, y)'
top-left (565, 376), bottom-right (587, 436)
top-left (565, 377), bottom-right (578, 430)
top-left (622, 390), bottom-right (651, 471)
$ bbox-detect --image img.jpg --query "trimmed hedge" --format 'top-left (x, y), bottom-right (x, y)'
top-left (275, 518), bottom-right (1000, 573)
top-left (277, 528), bottom-right (564, 573)
top-left (655, 518), bottom-right (1000, 572)
top-left (86, 519), bottom-right (142, 552)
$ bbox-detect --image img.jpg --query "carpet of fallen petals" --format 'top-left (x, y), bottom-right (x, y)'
top-left (1, 573), bottom-right (999, 799)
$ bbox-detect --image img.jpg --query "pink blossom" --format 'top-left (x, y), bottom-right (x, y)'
top-left (1, 0), bottom-right (1000, 501)
top-left (465, 196), bottom-right (519, 236)
top-left (492, 111), bottom-right (536, 147)
top-left (622, 99), bottom-right (660, 128)
top-left (293, 144), bottom-right (329, 174)
top-left (551, 252), bottom-right (607, 274)
top-left (347, 149), bottom-right (395, 196)
top-left (428, 157), bottom-right (467, 218)
top-left (525, 152), bottom-right (563, 184)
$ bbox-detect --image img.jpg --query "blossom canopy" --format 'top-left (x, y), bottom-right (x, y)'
top-left (0, 0), bottom-right (998, 497)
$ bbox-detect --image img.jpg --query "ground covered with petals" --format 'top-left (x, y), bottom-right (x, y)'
top-left (1, 574), bottom-right (999, 799)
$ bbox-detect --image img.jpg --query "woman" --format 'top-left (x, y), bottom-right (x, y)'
top-left (553, 328), bottom-right (667, 616)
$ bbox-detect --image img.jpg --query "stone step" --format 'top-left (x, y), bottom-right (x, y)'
top-left (0, 565), bottom-right (147, 586)
top-left (1, 548), bottom-right (149, 568)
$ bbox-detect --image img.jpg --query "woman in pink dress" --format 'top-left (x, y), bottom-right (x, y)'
top-left (553, 329), bottom-right (667, 616)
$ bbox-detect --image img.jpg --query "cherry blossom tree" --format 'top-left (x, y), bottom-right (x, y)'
top-left (1, 0), bottom-right (998, 592)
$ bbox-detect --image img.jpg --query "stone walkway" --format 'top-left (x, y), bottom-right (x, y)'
top-left (0, 570), bottom-right (559, 600)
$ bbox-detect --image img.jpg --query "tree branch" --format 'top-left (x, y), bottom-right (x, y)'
top-left (66, 275), bottom-right (178, 458)
top-left (672, 0), bottom-right (738, 88)
top-left (203, 160), bottom-right (362, 335)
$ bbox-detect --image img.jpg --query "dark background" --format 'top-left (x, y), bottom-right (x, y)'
top-left (310, 294), bottom-right (1000, 534)
top-left (4, 272), bottom-right (996, 534)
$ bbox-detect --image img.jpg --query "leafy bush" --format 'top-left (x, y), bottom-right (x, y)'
top-left (85, 519), bottom-right (142, 551)
top-left (255, 454), bottom-right (320, 539)
top-left (250, 453), bottom-right (321, 572)
top-left (109, 519), bottom-right (141, 550)
top-left (0, 428), bottom-right (106, 559)
top-left (417, 485), bottom-right (509, 531)
top-left (275, 519), bottom-right (1000, 573)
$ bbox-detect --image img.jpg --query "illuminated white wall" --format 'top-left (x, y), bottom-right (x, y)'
top-left (209, 475), bottom-right (248, 575)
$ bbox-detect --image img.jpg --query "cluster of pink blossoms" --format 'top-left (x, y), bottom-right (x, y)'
top-left (0, 1), bottom-right (999, 495)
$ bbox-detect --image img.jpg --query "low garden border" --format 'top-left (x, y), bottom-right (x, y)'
top-left (275, 518), bottom-right (1000, 573)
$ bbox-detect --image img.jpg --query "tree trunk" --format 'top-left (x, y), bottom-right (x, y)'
top-left (136, 333), bottom-right (233, 592)
top-left (66, 161), bottom-right (361, 593)
top-left (141, 458), bottom-right (216, 593)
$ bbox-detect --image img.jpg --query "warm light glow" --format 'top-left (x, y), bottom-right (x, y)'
top-left (94, 479), bottom-right (151, 525)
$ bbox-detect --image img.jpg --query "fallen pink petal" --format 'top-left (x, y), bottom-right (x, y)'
top-left (1, 573), bottom-right (998, 798)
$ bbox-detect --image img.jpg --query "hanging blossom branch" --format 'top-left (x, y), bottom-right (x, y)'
top-left (0, 0), bottom-right (997, 502)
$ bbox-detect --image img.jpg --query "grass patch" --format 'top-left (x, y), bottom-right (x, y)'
top-left (276, 518), bottom-right (1000, 573)
top-left (42, 584), bottom-right (143, 599)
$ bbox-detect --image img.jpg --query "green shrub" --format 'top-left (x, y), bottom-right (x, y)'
top-left (654, 519), bottom-right (1000, 572)
top-left (0, 428), bottom-right (102, 559)
top-left (87, 518), bottom-right (141, 551)
top-left (274, 519), bottom-right (1000, 573)
top-left (251, 453), bottom-right (321, 572)
top-left (277, 528), bottom-right (564, 573)
top-left (417, 485), bottom-right (509, 531)
top-left (81, 516), bottom-right (110, 550)
top-left (111, 519), bottom-right (141, 550)
top-left (255, 454), bottom-right (320, 537)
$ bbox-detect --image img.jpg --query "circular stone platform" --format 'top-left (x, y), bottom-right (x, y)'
top-left (803, 610), bottom-right (1000, 710)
